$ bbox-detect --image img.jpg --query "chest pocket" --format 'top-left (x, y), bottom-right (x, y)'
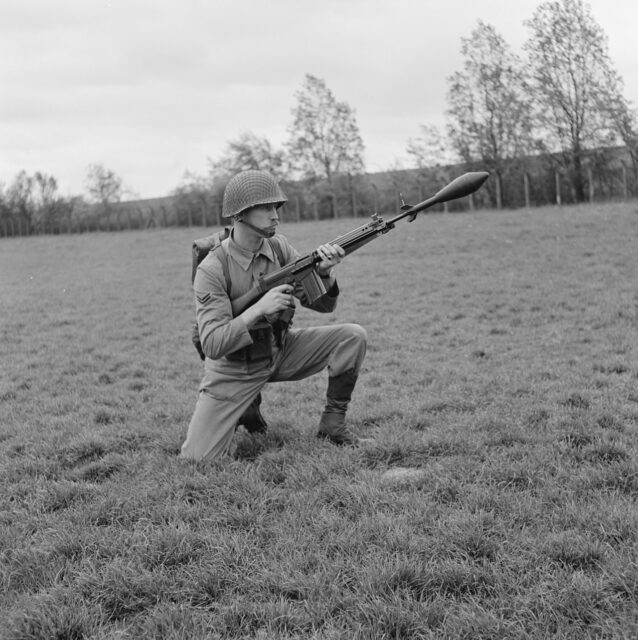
top-left (224, 236), bottom-right (290, 365)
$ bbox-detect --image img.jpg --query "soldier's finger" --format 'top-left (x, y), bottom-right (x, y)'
top-left (273, 284), bottom-right (293, 294)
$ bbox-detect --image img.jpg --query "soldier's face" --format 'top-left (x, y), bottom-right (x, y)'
top-left (243, 204), bottom-right (279, 234)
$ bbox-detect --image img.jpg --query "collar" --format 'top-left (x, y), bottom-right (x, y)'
top-left (226, 230), bottom-right (276, 271)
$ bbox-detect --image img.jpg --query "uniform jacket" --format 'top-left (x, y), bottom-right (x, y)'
top-left (193, 232), bottom-right (339, 360)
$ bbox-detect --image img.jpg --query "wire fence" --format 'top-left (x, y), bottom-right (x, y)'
top-left (2, 150), bottom-right (637, 238)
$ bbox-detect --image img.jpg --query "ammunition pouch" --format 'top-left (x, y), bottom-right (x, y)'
top-left (226, 324), bottom-right (274, 363)
top-left (194, 316), bottom-right (292, 364)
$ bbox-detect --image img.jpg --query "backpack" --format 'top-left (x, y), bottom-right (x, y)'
top-left (190, 229), bottom-right (287, 359)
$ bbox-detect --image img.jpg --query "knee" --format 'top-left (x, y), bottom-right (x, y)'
top-left (346, 323), bottom-right (368, 348)
top-left (327, 323), bottom-right (368, 377)
top-left (343, 323), bottom-right (367, 360)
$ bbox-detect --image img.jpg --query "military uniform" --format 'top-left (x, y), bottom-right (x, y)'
top-left (180, 231), bottom-right (367, 461)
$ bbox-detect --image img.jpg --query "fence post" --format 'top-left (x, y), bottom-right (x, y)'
top-left (555, 170), bottom-right (562, 206)
top-left (588, 167), bottom-right (594, 203)
top-left (371, 183), bottom-right (379, 213)
top-left (621, 163), bottom-right (628, 200)
top-left (524, 172), bottom-right (530, 208)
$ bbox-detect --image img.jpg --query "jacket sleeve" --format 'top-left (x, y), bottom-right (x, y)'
top-left (193, 258), bottom-right (253, 360)
top-left (276, 236), bottom-right (340, 314)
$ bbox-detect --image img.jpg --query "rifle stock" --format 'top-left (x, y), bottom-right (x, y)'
top-left (230, 171), bottom-right (489, 316)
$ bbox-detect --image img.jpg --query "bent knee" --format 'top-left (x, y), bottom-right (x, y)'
top-left (343, 323), bottom-right (367, 346)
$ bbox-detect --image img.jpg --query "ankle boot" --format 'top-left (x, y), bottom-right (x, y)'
top-left (317, 369), bottom-right (359, 445)
top-left (238, 393), bottom-right (268, 434)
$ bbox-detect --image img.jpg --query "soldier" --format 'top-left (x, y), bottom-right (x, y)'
top-left (180, 170), bottom-right (367, 461)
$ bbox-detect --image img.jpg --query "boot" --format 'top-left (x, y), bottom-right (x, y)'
top-left (317, 369), bottom-right (359, 446)
top-left (237, 393), bottom-right (268, 434)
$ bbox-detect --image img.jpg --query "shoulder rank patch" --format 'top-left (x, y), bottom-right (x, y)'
top-left (196, 292), bottom-right (212, 304)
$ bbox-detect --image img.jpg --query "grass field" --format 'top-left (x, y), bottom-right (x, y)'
top-left (1, 201), bottom-right (638, 639)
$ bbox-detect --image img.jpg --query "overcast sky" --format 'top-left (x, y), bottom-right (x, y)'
top-left (2, 0), bottom-right (637, 199)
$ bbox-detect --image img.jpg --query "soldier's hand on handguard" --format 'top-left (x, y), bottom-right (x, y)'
top-left (316, 243), bottom-right (345, 276)
top-left (241, 284), bottom-right (295, 328)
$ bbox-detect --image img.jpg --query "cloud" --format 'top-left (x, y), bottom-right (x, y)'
top-left (1, 0), bottom-right (636, 197)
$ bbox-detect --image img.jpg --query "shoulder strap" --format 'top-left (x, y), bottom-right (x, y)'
top-left (215, 240), bottom-right (231, 296)
top-left (267, 235), bottom-right (287, 268)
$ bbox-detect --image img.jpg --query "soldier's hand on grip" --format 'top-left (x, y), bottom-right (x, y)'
top-left (253, 284), bottom-right (295, 317)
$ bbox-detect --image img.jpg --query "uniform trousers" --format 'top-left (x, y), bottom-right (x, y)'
top-left (180, 323), bottom-right (367, 461)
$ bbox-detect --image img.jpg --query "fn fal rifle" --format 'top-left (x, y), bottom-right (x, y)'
top-left (230, 171), bottom-right (489, 316)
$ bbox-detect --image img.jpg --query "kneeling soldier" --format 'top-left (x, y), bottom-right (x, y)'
top-left (180, 170), bottom-right (367, 461)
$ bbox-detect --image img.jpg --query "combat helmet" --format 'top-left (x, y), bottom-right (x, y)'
top-left (221, 170), bottom-right (287, 218)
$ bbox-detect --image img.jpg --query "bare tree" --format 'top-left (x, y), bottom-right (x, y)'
top-left (407, 124), bottom-right (457, 169)
top-left (446, 21), bottom-right (534, 208)
top-left (407, 124), bottom-right (459, 199)
top-left (524, 0), bottom-right (625, 202)
top-left (4, 171), bottom-right (35, 233)
top-left (84, 163), bottom-right (123, 230)
top-left (286, 74), bottom-right (364, 217)
top-left (0, 171), bottom-right (75, 235)
top-left (209, 131), bottom-right (286, 180)
top-left (31, 172), bottom-right (62, 232)
top-left (172, 132), bottom-right (286, 227)
top-left (173, 171), bottom-right (224, 227)
top-left (601, 75), bottom-right (638, 191)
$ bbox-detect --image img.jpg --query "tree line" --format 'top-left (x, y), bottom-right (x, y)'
top-left (0, 164), bottom-right (126, 237)
top-left (1, 0), bottom-right (636, 237)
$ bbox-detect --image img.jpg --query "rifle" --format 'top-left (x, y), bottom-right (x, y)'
top-left (231, 171), bottom-right (489, 316)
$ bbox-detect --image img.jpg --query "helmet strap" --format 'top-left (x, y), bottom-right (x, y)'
top-left (236, 217), bottom-right (276, 238)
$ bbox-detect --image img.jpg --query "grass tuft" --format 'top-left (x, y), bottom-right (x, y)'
top-left (3, 595), bottom-right (89, 640)
top-left (562, 393), bottom-right (590, 410)
top-left (543, 532), bottom-right (605, 570)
